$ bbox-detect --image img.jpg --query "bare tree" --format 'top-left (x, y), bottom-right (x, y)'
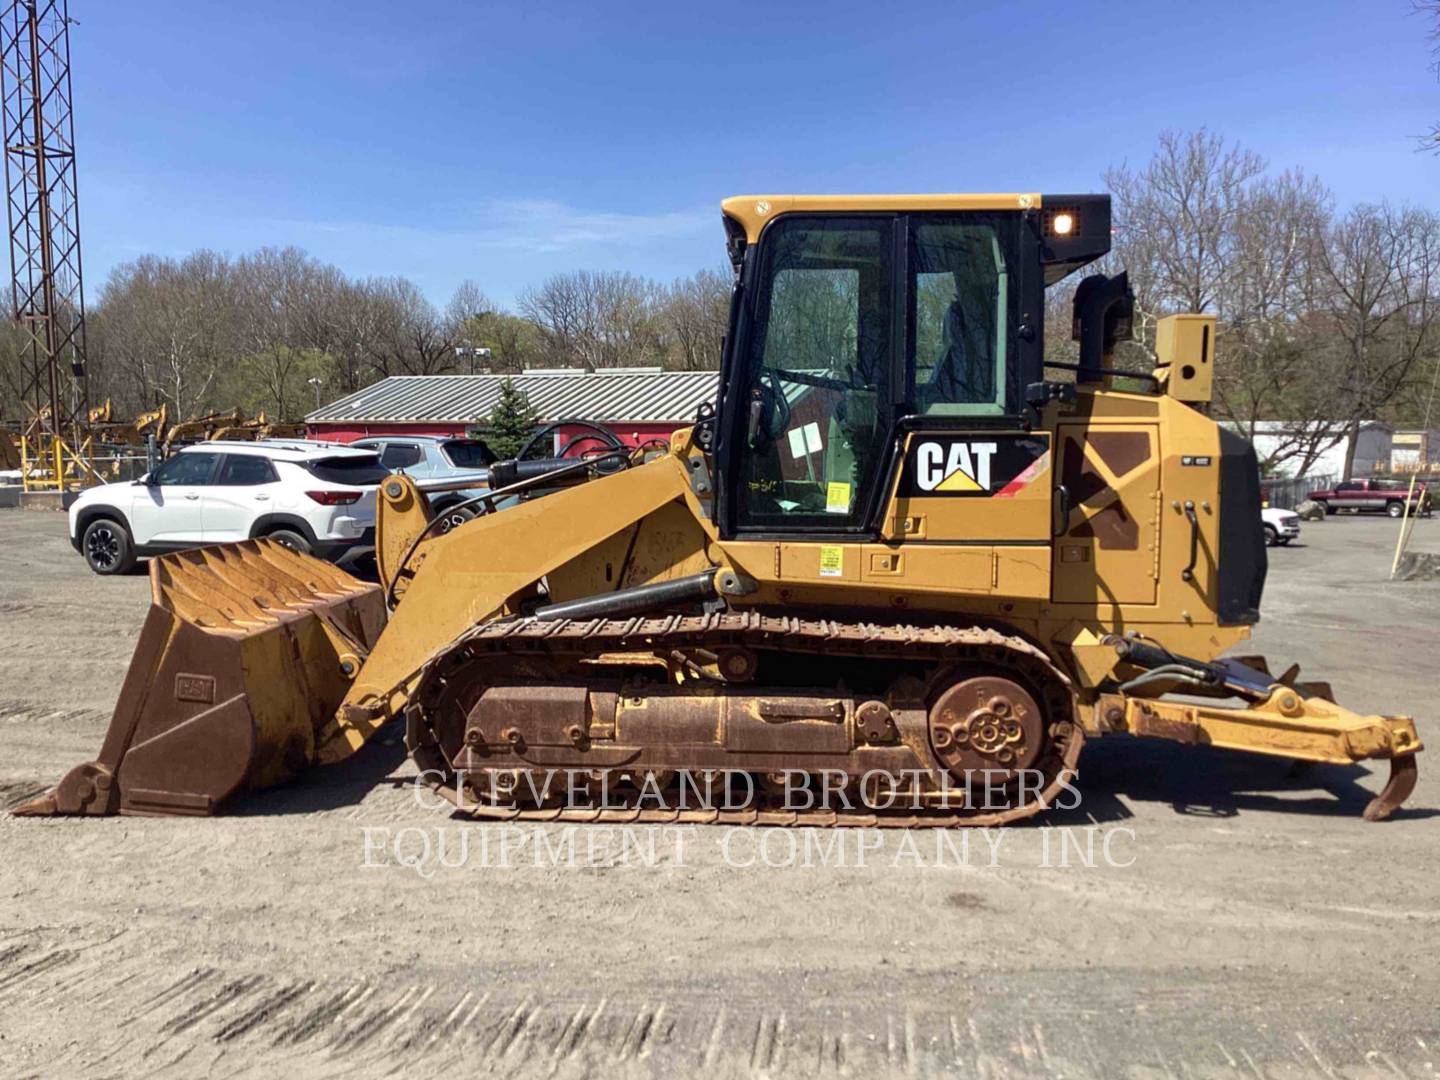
top-left (1315, 203), bottom-right (1440, 475)
top-left (657, 267), bottom-right (731, 370)
top-left (445, 279), bottom-right (492, 329)
top-left (234, 247), bottom-right (338, 417)
top-left (1101, 132), bottom-right (1398, 476)
top-left (0, 321), bottom-right (35, 421)
top-left (1211, 170), bottom-right (1337, 470)
top-left (326, 280), bottom-right (388, 393)
top-left (90, 251), bottom-right (239, 418)
top-left (1106, 129), bottom-right (1266, 334)
top-left (519, 270), bottom-right (663, 369)
top-left (1419, 1), bottom-right (1440, 152)
top-left (362, 277), bottom-right (460, 377)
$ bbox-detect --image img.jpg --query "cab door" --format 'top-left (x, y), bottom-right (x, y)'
top-left (721, 214), bottom-right (898, 534)
top-left (1051, 424), bottom-right (1161, 605)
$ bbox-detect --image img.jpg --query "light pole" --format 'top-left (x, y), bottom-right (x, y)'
top-left (308, 377), bottom-right (323, 411)
top-left (454, 344), bottom-right (492, 375)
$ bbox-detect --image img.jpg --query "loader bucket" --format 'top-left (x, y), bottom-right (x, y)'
top-left (13, 540), bottom-right (386, 817)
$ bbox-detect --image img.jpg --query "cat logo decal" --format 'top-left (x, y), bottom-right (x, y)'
top-left (901, 435), bottom-right (1050, 498)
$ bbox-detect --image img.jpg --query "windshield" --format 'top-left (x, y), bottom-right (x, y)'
top-left (441, 440), bottom-right (496, 468)
top-left (733, 216), bottom-right (892, 529)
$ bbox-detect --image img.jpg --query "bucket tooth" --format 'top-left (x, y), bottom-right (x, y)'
top-left (16, 540), bottom-right (386, 817)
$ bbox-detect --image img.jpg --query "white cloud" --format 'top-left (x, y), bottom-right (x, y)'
top-left (86, 197), bottom-right (722, 308)
top-left (284, 197), bottom-right (713, 256)
top-left (472, 198), bottom-right (713, 253)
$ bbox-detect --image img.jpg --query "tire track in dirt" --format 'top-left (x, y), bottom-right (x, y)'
top-left (0, 780), bottom-right (47, 810)
top-left (5, 932), bottom-right (1434, 1080)
top-left (0, 701), bottom-right (108, 725)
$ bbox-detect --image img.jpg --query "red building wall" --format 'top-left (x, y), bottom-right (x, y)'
top-left (308, 420), bottom-right (685, 455)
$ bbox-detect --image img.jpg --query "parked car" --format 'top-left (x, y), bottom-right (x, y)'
top-left (1307, 478), bottom-right (1431, 519)
top-left (1261, 506), bottom-right (1300, 546)
top-left (349, 435), bottom-right (499, 533)
top-left (69, 440), bottom-right (388, 575)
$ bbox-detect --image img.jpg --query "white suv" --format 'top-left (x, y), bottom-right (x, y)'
top-left (69, 440), bottom-right (386, 575)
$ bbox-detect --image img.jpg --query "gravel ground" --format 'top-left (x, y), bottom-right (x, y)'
top-left (1, 508), bottom-right (1437, 1079)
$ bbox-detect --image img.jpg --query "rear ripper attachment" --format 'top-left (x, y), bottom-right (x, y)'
top-left (403, 614), bottom-right (1086, 827)
top-left (1101, 637), bottom-right (1422, 821)
top-left (14, 541), bottom-right (384, 817)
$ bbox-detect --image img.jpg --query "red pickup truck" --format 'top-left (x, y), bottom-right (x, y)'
top-left (1308, 478), bottom-right (1432, 518)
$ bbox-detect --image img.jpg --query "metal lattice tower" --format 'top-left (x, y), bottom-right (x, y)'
top-left (0, 0), bottom-right (86, 458)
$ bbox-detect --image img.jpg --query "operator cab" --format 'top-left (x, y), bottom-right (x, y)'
top-left (713, 194), bottom-right (1111, 537)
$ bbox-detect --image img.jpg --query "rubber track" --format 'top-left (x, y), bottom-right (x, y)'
top-left (409, 611), bottom-right (1083, 828)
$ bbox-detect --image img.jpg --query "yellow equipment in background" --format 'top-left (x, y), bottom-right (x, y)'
top-left (83, 400), bottom-right (168, 447)
top-left (0, 426), bottom-right (18, 471)
top-left (206, 411), bottom-right (306, 443)
top-left (161, 408), bottom-right (247, 449)
top-left (18, 192), bottom-right (1422, 824)
top-left (158, 407), bottom-right (305, 450)
top-left (18, 416), bottom-right (103, 491)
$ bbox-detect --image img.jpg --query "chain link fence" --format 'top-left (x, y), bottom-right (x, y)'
top-left (1261, 474), bottom-right (1337, 510)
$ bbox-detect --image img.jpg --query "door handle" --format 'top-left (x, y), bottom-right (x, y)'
top-left (1052, 485), bottom-right (1070, 537)
top-left (254, 494), bottom-right (269, 501)
top-left (747, 392), bottom-right (763, 447)
top-left (1180, 500), bottom-right (1200, 582)
top-left (184, 492), bottom-right (199, 500)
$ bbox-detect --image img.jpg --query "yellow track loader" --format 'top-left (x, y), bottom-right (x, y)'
top-left (17, 193), bottom-right (1422, 824)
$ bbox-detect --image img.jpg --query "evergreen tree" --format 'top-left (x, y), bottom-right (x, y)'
top-left (483, 378), bottom-right (540, 459)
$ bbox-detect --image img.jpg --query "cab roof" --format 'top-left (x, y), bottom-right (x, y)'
top-left (720, 193), bottom-right (1044, 243)
top-left (719, 192), bottom-right (1111, 285)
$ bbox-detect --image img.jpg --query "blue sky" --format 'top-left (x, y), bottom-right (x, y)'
top-left (73, 0), bottom-right (1437, 308)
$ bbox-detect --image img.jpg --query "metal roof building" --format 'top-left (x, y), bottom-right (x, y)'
top-left (307, 367), bottom-right (719, 447)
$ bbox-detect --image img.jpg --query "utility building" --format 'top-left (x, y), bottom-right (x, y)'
top-left (306, 367), bottom-right (718, 450)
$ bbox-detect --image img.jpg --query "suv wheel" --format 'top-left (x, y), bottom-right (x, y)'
top-left (264, 527), bottom-right (313, 554)
top-left (82, 518), bottom-right (137, 575)
top-left (436, 504), bottom-right (476, 534)
top-left (1386, 501), bottom-right (1405, 519)
top-left (1264, 524), bottom-right (1278, 547)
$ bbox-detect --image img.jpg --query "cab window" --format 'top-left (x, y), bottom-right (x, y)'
top-left (733, 217), bottom-right (893, 530)
top-left (908, 215), bottom-right (1018, 416)
top-left (151, 452), bottom-right (218, 486)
